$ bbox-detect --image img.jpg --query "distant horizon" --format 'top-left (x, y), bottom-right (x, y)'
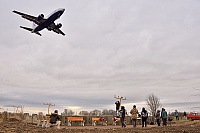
top-left (1, 100), bottom-right (199, 115)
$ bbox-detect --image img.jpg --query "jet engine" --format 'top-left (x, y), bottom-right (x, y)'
top-left (56, 23), bottom-right (62, 29)
top-left (37, 14), bottom-right (44, 21)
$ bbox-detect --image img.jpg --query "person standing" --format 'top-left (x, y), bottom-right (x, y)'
top-left (175, 110), bottom-right (179, 120)
top-left (183, 111), bottom-right (187, 119)
top-left (130, 105), bottom-right (139, 128)
top-left (119, 106), bottom-right (126, 128)
top-left (161, 108), bottom-right (167, 126)
top-left (161, 108), bottom-right (164, 125)
top-left (156, 110), bottom-right (161, 126)
top-left (115, 101), bottom-right (120, 116)
top-left (141, 107), bottom-right (148, 127)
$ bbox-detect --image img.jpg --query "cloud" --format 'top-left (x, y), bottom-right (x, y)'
top-left (0, 0), bottom-right (200, 114)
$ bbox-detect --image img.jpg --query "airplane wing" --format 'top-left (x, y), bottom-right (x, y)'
top-left (13, 10), bottom-right (46, 25)
top-left (47, 23), bottom-right (65, 36)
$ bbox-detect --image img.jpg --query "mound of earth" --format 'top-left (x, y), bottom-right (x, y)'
top-left (1, 118), bottom-right (200, 133)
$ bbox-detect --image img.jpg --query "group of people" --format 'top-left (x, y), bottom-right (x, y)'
top-left (49, 104), bottom-right (184, 129)
top-left (129, 105), bottom-right (148, 128)
top-left (129, 106), bottom-right (169, 127)
top-left (155, 108), bottom-right (168, 126)
top-left (117, 103), bottom-right (182, 128)
top-left (118, 105), bottom-right (149, 128)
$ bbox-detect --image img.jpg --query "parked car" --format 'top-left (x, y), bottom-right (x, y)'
top-left (187, 112), bottom-right (200, 121)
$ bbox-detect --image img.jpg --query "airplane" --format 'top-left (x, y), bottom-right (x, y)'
top-left (13, 8), bottom-right (65, 36)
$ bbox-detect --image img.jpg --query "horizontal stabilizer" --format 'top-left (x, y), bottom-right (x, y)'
top-left (20, 26), bottom-right (42, 36)
top-left (20, 26), bottom-right (32, 31)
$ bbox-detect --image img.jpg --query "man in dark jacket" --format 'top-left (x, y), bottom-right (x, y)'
top-left (115, 101), bottom-right (120, 116)
top-left (141, 107), bottom-right (148, 127)
top-left (120, 106), bottom-right (126, 128)
top-left (49, 110), bottom-right (61, 128)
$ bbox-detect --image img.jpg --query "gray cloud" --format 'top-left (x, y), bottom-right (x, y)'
top-left (0, 0), bottom-right (200, 114)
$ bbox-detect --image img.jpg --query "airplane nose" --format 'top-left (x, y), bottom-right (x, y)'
top-left (62, 9), bottom-right (65, 12)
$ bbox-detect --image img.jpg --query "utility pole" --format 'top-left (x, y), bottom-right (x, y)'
top-left (13, 106), bottom-right (22, 114)
top-left (43, 103), bottom-right (55, 115)
top-left (8, 106), bottom-right (23, 118)
top-left (4, 105), bottom-right (22, 113)
top-left (114, 95), bottom-right (126, 110)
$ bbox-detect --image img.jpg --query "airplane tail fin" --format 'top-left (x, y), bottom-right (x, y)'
top-left (20, 26), bottom-right (42, 36)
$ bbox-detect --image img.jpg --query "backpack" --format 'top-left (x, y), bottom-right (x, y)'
top-left (141, 111), bottom-right (148, 118)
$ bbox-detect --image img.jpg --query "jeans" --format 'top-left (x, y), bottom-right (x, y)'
top-left (142, 117), bottom-right (147, 127)
top-left (120, 117), bottom-right (126, 127)
top-left (156, 118), bottom-right (160, 126)
top-left (163, 118), bottom-right (167, 126)
top-left (132, 119), bottom-right (137, 127)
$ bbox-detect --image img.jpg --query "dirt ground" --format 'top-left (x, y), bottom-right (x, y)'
top-left (1, 118), bottom-right (200, 133)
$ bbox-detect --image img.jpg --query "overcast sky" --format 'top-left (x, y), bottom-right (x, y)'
top-left (0, 0), bottom-right (200, 114)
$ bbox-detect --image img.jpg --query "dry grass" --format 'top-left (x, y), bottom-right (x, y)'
top-left (1, 117), bottom-right (200, 133)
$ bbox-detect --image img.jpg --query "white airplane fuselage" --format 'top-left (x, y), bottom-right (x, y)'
top-left (32, 8), bottom-right (65, 33)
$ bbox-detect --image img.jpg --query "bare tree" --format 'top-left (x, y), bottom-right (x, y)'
top-left (61, 109), bottom-right (74, 116)
top-left (102, 109), bottom-right (115, 115)
top-left (79, 110), bottom-right (89, 116)
top-left (146, 94), bottom-right (161, 117)
top-left (90, 109), bottom-right (102, 116)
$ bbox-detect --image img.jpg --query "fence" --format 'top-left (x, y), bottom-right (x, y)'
top-left (1, 112), bottom-right (174, 126)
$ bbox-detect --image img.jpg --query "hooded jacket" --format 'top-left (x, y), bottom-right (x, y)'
top-left (50, 113), bottom-right (60, 124)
